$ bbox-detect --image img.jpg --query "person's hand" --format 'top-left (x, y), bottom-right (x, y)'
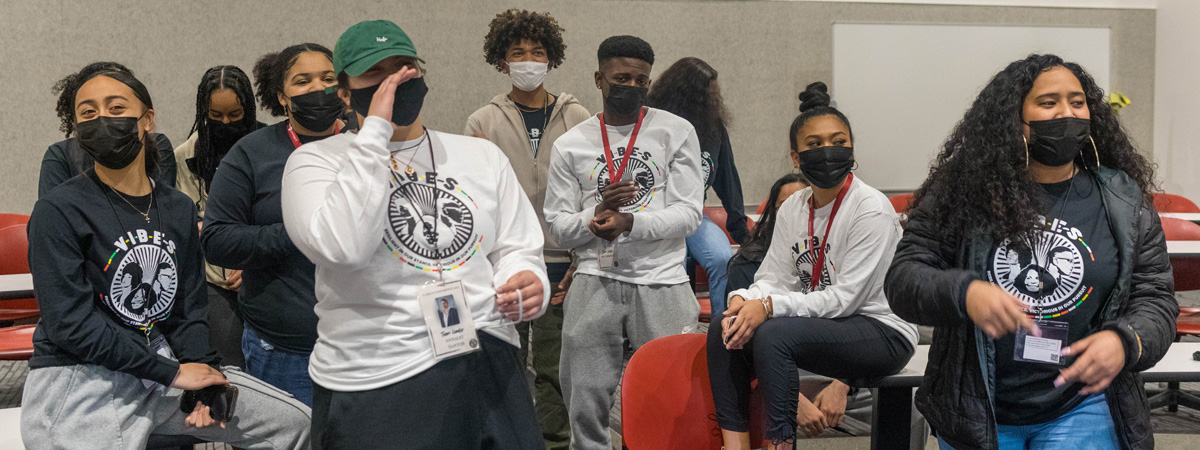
top-left (594, 181), bottom-right (639, 215)
top-left (722, 296), bottom-right (768, 350)
top-left (496, 270), bottom-right (545, 321)
top-left (1055, 330), bottom-right (1125, 395)
top-left (812, 380), bottom-right (850, 428)
top-left (367, 67), bottom-right (420, 124)
top-left (551, 264), bottom-right (577, 305)
top-left (171, 363), bottom-right (228, 391)
top-left (965, 281), bottom-right (1039, 339)
top-left (588, 210), bottom-right (634, 241)
top-left (185, 401), bottom-right (225, 429)
top-left (796, 393), bottom-right (828, 438)
top-left (225, 269), bottom-right (243, 291)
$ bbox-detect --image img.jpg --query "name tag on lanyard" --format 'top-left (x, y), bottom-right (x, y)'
top-left (807, 174), bottom-right (853, 292)
top-left (142, 331), bottom-right (177, 391)
top-left (419, 280), bottom-right (481, 359)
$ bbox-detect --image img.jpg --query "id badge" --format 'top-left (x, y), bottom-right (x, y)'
top-left (418, 280), bottom-right (480, 359)
top-left (143, 334), bottom-right (177, 390)
top-left (1014, 320), bottom-right (1069, 365)
top-left (598, 239), bottom-right (619, 269)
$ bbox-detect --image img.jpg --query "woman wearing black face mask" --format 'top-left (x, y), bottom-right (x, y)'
top-left (886, 55), bottom-right (1175, 450)
top-left (173, 65), bottom-right (264, 369)
top-left (21, 69), bottom-right (311, 450)
top-left (200, 43), bottom-right (341, 406)
top-left (708, 82), bottom-right (917, 450)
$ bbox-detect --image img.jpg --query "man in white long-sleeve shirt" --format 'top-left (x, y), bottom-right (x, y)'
top-left (543, 35), bottom-right (704, 450)
top-left (280, 20), bottom-right (548, 449)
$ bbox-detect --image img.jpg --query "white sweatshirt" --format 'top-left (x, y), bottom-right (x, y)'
top-left (728, 176), bottom-right (918, 347)
top-left (281, 117), bottom-right (550, 391)
top-left (544, 108), bottom-right (704, 285)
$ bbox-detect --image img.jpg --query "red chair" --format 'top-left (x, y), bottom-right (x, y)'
top-left (621, 334), bottom-right (765, 450)
top-left (0, 214), bottom-right (29, 230)
top-left (1154, 193), bottom-right (1200, 213)
top-left (1149, 217), bottom-right (1200, 412)
top-left (888, 193), bottom-right (915, 215)
top-left (757, 199), bottom-right (769, 215)
top-left (0, 324), bottom-right (35, 360)
top-left (0, 223), bottom-right (37, 322)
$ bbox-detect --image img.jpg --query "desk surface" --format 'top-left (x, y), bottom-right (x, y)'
top-left (1162, 212), bottom-right (1200, 223)
top-left (0, 273), bottom-right (33, 301)
top-left (1169, 241), bottom-right (1200, 257)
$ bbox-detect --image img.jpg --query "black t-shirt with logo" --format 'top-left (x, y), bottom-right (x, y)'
top-left (514, 98), bottom-right (555, 158)
top-left (27, 170), bottom-right (214, 387)
top-left (989, 170), bottom-right (1118, 425)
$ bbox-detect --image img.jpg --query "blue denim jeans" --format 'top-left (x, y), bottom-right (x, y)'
top-left (686, 215), bottom-right (732, 318)
top-left (242, 325), bottom-right (314, 407)
top-left (937, 394), bottom-right (1118, 450)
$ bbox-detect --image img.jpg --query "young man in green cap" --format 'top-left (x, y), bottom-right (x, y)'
top-left (464, 9), bottom-right (590, 450)
top-left (281, 19), bottom-right (549, 449)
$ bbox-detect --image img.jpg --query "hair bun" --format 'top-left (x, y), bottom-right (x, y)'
top-left (797, 82), bottom-right (831, 112)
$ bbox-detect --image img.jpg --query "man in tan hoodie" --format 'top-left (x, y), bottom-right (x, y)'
top-left (464, 9), bottom-right (590, 450)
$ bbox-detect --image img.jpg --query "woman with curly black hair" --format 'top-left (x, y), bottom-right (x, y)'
top-left (648, 57), bottom-right (748, 316)
top-left (708, 82), bottom-right (916, 449)
top-left (886, 54), bottom-right (1176, 450)
top-left (38, 61), bottom-right (176, 198)
top-left (201, 43), bottom-right (342, 405)
top-left (173, 65), bottom-right (264, 368)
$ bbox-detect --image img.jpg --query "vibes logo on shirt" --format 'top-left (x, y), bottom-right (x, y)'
top-left (791, 238), bottom-right (833, 293)
top-left (701, 150), bottom-right (715, 189)
top-left (590, 146), bottom-right (664, 213)
top-left (384, 170), bottom-right (483, 273)
top-left (988, 216), bottom-right (1093, 318)
top-left (104, 229), bottom-right (179, 328)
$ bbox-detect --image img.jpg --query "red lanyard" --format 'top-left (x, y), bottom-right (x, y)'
top-left (286, 122), bottom-right (341, 149)
top-left (599, 107), bottom-right (646, 183)
top-left (807, 173), bottom-right (854, 292)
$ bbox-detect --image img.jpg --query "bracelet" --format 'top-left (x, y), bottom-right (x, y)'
top-left (760, 297), bottom-right (773, 319)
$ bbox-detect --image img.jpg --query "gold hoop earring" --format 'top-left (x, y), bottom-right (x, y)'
top-left (1088, 136), bottom-right (1100, 168)
top-left (1023, 136), bottom-right (1030, 168)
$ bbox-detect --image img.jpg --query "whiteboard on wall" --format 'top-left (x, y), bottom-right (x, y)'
top-left (832, 23), bottom-right (1110, 191)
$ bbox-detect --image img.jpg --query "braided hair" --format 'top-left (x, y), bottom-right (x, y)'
top-left (189, 65), bottom-right (256, 192)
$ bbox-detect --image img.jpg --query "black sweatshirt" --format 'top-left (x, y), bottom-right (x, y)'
top-left (201, 122), bottom-right (318, 353)
top-left (38, 134), bottom-right (177, 199)
top-left (701, 125), bottom-right (749, 244)
top-left (27, 170), bottom-right (215, 387)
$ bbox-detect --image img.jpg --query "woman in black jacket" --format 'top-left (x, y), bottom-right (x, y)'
top-left (885, 54), bottom-right (1176, 450)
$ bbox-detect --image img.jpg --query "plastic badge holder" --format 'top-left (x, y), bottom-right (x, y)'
top-left (1014, 320), bottom-right (1069, 365)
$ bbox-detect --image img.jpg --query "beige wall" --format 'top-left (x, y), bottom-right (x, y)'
top-left (0, 0), bottom-right (1154, 214)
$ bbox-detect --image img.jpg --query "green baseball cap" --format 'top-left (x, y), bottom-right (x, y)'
top-left (334, 20), bottom-right (424, 77)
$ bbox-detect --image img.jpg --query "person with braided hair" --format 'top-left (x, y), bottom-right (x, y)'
top-left (173, 65), bottom-right (264, 368)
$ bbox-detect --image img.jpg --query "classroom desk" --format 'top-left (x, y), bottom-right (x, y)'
top-left (0, 274), bottom-right (33, 301)
top-left (1168, 241), bottom-right (1200, 258)
top-left (1162, 212), bottom-right (1200, 224)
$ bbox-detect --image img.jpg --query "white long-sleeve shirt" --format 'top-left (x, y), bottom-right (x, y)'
top-left (543, 108), bottom-right (704, 285)
top-left (728, 176), bottom-right (918, 347)
top-left (281, 117), bottom-right (550, 391)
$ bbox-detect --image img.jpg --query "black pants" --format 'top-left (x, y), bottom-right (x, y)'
top-left (206, 282), bottom-right (245, 368)
top-left (310, 332), bottom-right (543, 450)
top-left (707, 314), bottom-right (913, 441)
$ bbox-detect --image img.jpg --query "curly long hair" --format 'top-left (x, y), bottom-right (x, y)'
top-left (647, 57), bottom-right (730, 146)
top-left (189, 65), bottom-right (257, 193)
top-left (483, 9), bottom-right (566, 72)
top-left (911, 54), bottom-right (1157, 246)
top-left (53, 61), bottom-right (133, 137)
top-left (252, 43), bottom-right (332, 117)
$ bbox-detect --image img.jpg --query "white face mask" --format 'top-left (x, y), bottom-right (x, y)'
top-left (507, 61), bottom-right (549, 92)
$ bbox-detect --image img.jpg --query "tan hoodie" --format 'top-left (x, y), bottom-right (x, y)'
top-left (465, 92), bottom-right (590, 263)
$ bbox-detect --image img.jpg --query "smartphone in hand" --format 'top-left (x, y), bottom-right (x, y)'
top-left (181, 384), bottom-right (239, 422)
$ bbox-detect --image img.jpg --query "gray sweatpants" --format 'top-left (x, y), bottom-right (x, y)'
top-left (560, 274), bottom-right (700, 450)
top-left (21, 364), bottom-right (311, 450)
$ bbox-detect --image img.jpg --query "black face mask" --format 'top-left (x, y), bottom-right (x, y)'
top-left (1026, 117), bottom-right (1091, 167)
top-left (603, 81), bottom-right (647, 117)
top-left (288, 87), bottom-right (344, 132)
top-left (795, 146), bottom-right (854, 189)
top-left (349, 77), bottom-right (428, 127)
top-left (205, 116), bottom-right (254, 154)
top-left (77, 115), bottom-right (144, 170)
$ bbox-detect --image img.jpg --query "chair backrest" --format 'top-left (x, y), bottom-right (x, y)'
top-left (889, 194), bottom-right (915, 214)
top-left (1154, 193), bottom-right (1200, 213)
top-left (621, 334), bottom-right (764, 450)
top-left (0, 224), bottom-right (29, 275)
top-left (1163, 217), bottom-right (1200, 292)
top-left (757, 199), bottom-right (769, 215)
top-left (0, 214), bottom-right (29, 230)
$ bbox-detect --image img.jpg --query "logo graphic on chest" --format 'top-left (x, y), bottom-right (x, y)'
top-left (988, 217), bottom-right (1093, 318)
top-left (791, 240), bottom-right (833, 293)
top-left (591, 146), bottom-right (663, 212)
top-left (701, 150), bottom-right (714, 188)
top-left (384, 171), bottom-right (483, 272)
top-left (105, 229), bottom-right (178, 328)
